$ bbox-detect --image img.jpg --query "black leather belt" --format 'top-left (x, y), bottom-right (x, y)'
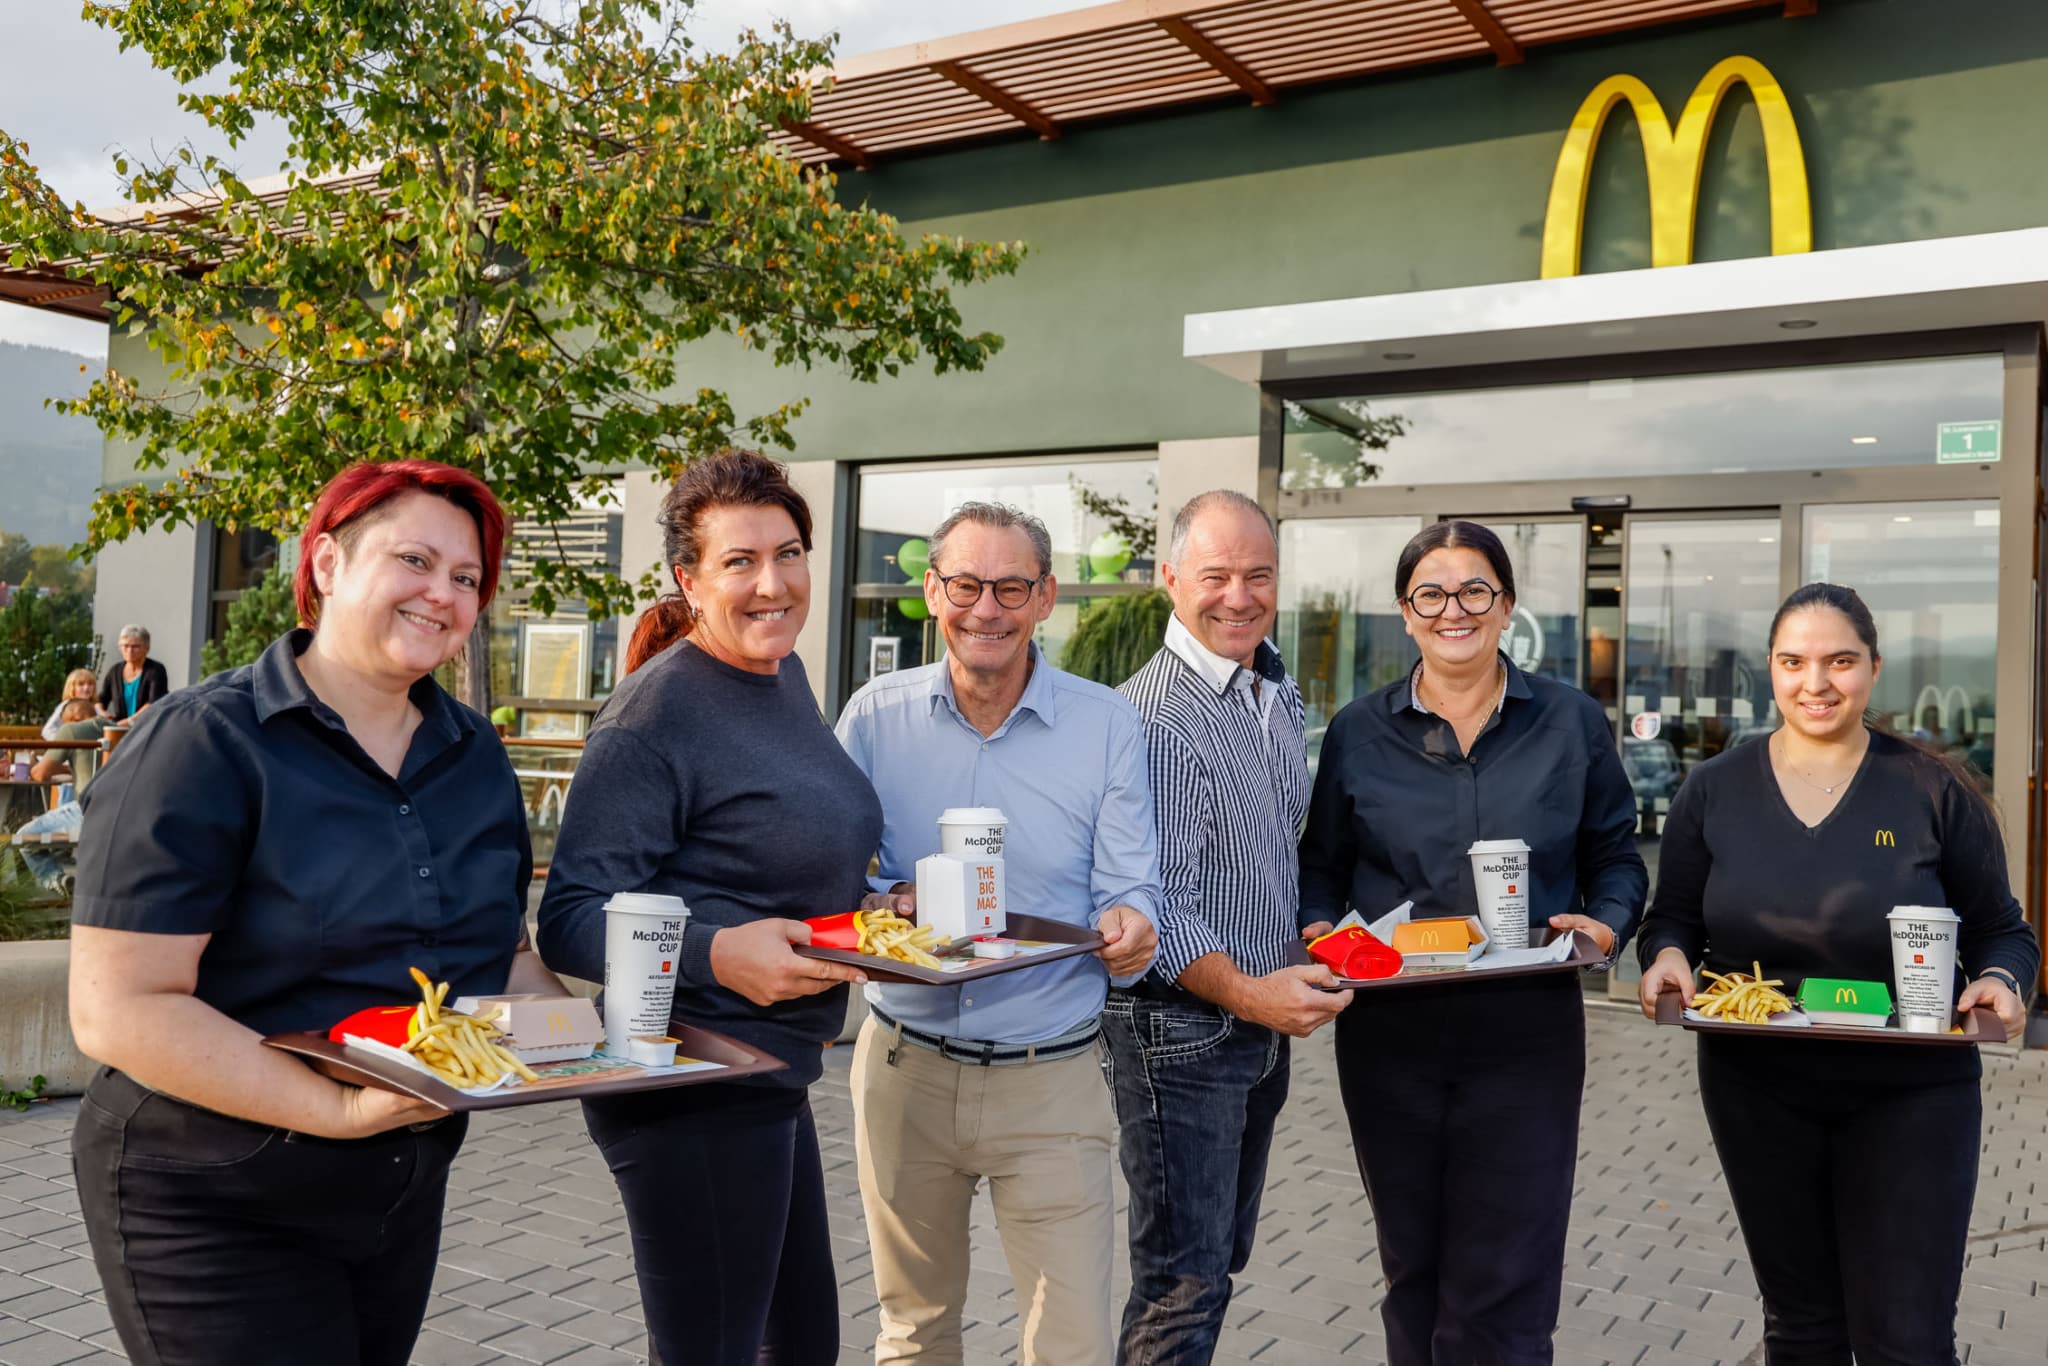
top-left (869, 1004), bottom-right (1099, 1067)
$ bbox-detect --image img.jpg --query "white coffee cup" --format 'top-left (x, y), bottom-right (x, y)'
top-left (1888, 905), bottom-right (1961, 1033)
top-left (1467, 838), bottom-right (1532, 952)
top-left (602, 892), bottom-right (689, 1055)
top-left (938, 807), bottom-right (1008, 859)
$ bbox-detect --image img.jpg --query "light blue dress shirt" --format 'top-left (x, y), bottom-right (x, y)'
top-left (835, 647), bottom-right (1163, 1045)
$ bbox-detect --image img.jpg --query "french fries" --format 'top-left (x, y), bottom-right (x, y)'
top-left (1693, 961), bottom-right (1795, 1024)
top-left (855, 909), bottom-right (947, 969)
top-left (400, 966), bottom-right (540, 1088)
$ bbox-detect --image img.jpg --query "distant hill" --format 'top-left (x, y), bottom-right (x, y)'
top-left (0, 341), bottom-right (102, 549)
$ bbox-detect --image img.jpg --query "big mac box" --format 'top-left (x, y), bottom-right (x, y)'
top-left (451, 994), bottom-right (605, 1064)
top-left (1391, 916), bottom-right (1488, 971)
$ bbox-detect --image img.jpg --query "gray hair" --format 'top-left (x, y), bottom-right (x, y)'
top-left (1165, 490), bottom-right (1275, 568)
top-left (117, 624), bottom-right (151, 647)
top-left (929, 501), bottom-right (1053, 578)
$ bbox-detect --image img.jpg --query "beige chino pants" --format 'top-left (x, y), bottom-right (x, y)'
top-left (850, 1015), bottom-right (1118, 1366)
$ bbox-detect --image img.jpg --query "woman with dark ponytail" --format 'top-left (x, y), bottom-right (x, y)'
top-left (1637, 582), bottom-right (2037, 1364)
top-left (537, 450), bottom-right (892, 1364)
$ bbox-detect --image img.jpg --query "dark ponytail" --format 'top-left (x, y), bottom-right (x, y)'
top-left (623, 449), bottom-right (814, 675)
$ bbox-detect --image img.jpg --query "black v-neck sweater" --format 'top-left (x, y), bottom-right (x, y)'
top-left (1639, 730), bottom-right (2037, 1083)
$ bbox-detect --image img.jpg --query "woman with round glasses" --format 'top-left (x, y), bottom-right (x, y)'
top-left (1299, 519), bottom-right (1646, 1364)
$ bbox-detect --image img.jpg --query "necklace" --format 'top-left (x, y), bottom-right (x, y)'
top-left (1773, 731), bottom-right (1863, 795)
top-left (1417, 659), bottom-right (1506, 721)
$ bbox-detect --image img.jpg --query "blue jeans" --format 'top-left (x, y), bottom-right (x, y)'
top-left (18, 800), bottom-right (81, 889)
top-left (1100, 990), bottom-right (1289, 1365)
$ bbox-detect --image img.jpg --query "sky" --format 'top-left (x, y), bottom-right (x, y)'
top-left (0, 0), bottom-right (1082, 359)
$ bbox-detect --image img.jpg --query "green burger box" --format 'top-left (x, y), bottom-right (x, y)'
top-left (1796, 978), bottom-right (1893, 1028)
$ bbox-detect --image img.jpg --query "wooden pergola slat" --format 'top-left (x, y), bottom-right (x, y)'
top-left (1448, 0), bottom-right (1526, 62)
top-left (1158, 16), bottom-right (1278, 104)
top-left (932, 61), bottom-right (1063, 140)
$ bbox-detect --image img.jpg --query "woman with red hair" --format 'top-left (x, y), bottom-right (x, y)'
top-left (68, 460), bottom-right (563, 1366)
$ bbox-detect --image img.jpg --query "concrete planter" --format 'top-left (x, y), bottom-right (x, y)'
top-left (0, 940), bottom-right (93, 1097)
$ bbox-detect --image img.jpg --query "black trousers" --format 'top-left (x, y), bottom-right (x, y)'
top-left (583, 1080), bottom-right (837, 1366)
top-left (1696, 1040), bottom-right (1980, 1366)
top-left (71, 1066), bottom-right (464, 1366)
top-left (1334, 973), bottom-right (1586, 1366)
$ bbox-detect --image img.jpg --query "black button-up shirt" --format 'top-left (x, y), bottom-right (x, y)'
top-left (72, 630), bottom-right (530, 1036)
top-left (1299, 655), bottom-right (1646, 946)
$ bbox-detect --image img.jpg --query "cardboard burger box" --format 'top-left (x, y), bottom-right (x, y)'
top-left (1390, 917), bottom-right (1489, 971)
top-left (1795, 977), bottom-right (1893, 1028)
top-left (452, 994), bottom-right (605, 1063)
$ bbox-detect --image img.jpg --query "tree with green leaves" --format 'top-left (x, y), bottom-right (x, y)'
top-left (199, 563), bottom-right (299, 678)
top-left (1060, 590), bottom-right (1172, 690)
top-left (0, 582), bottom-right (95, 726)
top-left (0, 0), bottom-right (1024, 708)
top-left (0, 530), bottom-right (31, 586)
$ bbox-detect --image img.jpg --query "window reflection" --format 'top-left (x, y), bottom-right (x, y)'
top-left (849, 457), bottom-right (1158, 693)
top-left (1803, 500), bottom-right (1998, 782)
top-left (1282, 354), bottom-right (2003, 489)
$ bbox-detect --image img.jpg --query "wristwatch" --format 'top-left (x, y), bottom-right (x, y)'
top-left (1976, 965), bottom-right (2023, 994)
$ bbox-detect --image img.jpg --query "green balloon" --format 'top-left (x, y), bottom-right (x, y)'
top-left (1088, 531), bottom-right (1132, 580)
top-left (897, 538), bottom-right (930, 581)
top-left (897, 596), bottom-right (929, 621)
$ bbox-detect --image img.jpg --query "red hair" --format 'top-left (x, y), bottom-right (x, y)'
top-left (295, 461), bottom-right (509, 627)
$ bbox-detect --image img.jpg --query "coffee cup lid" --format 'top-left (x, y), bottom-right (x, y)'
top-left (604, 892), bottom-right (690, 918)
top-left (1467, 838), bottom-right (1531, 855)
top-left (938, 807), bottom-right (1007, 825)
top-left (1886, 904), bottom-right (1960, 922)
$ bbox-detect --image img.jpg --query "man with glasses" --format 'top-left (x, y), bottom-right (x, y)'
top-left (836, 501), bottom-right (1161, 1366)
top-left (1105, 490), bottom-right (1347, 1364)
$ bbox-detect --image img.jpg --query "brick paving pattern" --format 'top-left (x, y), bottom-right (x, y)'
top-left (5, 1005), bottom-right (2048, 1363)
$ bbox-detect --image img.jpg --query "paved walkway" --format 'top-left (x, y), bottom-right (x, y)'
top-left (5, 1005), bottom-right (2048, 1364)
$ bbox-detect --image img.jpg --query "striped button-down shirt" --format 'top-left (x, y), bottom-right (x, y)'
top-left (1118, 614), bottom-right (1311, 983)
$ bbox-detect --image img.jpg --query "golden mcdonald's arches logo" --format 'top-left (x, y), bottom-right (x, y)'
top-left (548, 1011), bottom-right (573, 1034)
top-left (1834, 986), bottom-right (1859, 1005)
top-left (1875, 830), bottom-right (1896, 847)
top-left (1419, 929), bottom-right (1443, 948)
top-left (1540, 55), bottom-right (1810, 279)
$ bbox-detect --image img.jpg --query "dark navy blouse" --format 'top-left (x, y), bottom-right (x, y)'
top-left (1299, 656), bottom-right (1646, 948)
top-left (72, 631), bottom-right (531, 1036)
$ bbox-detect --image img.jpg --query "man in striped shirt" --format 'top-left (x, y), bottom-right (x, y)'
top-left (1105, 490), bottom-right (1353, 1364)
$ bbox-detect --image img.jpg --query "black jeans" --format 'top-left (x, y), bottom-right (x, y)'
top-left (1100, 990), bottom-right (1289, 1365)
top-left (71, 1066), bottom-right (464, 1366)
top-left (1333, 973), bottom-right (1585, 1366)
top-left (582, 1080), bottom-right (837, 1366)
top-left (1697, 1040), bottom-right (1980, 1366)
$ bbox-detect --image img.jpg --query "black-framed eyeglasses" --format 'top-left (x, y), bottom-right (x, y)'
top-left (1403, 579), bottom-right (1499, 617)
top-left (936, 571), bottom-right (1043, 610)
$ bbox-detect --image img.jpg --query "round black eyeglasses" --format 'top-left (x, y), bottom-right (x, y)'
top-left (1403, 579), bottom-right (1499, 618)
top-left (936, 572), bottom-right (1043, 610)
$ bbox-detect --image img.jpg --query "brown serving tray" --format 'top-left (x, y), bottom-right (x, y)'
top-left (263, 1020), bottom-right (785, 1111)
top-left (1286, 926), bottom-right (1606, 991)
top-left (794, 911), bottom-right (1105, 985)
top-left (1653, 989), bottom-right (2002, 1045)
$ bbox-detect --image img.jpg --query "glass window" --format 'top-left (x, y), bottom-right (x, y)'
top-left (1277, 516), bottom-right (1423, 768)
top-left (1804, 500), bottom-right (1999, 780)
top-left (849, 456), bottom-right (1158, 692)
top-left (1282, 354), bottom-right (2003, 490)
top-left (488, 483), bottom-right (625, 736)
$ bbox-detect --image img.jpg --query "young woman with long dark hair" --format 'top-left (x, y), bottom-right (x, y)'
top-left (1638, 582), bottom-right (2036, 1364)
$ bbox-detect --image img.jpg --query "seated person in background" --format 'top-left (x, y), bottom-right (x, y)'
top-left (43, 668), bottom-right (99, 740)
top-left (19, 702), bottom-right (105, 890)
